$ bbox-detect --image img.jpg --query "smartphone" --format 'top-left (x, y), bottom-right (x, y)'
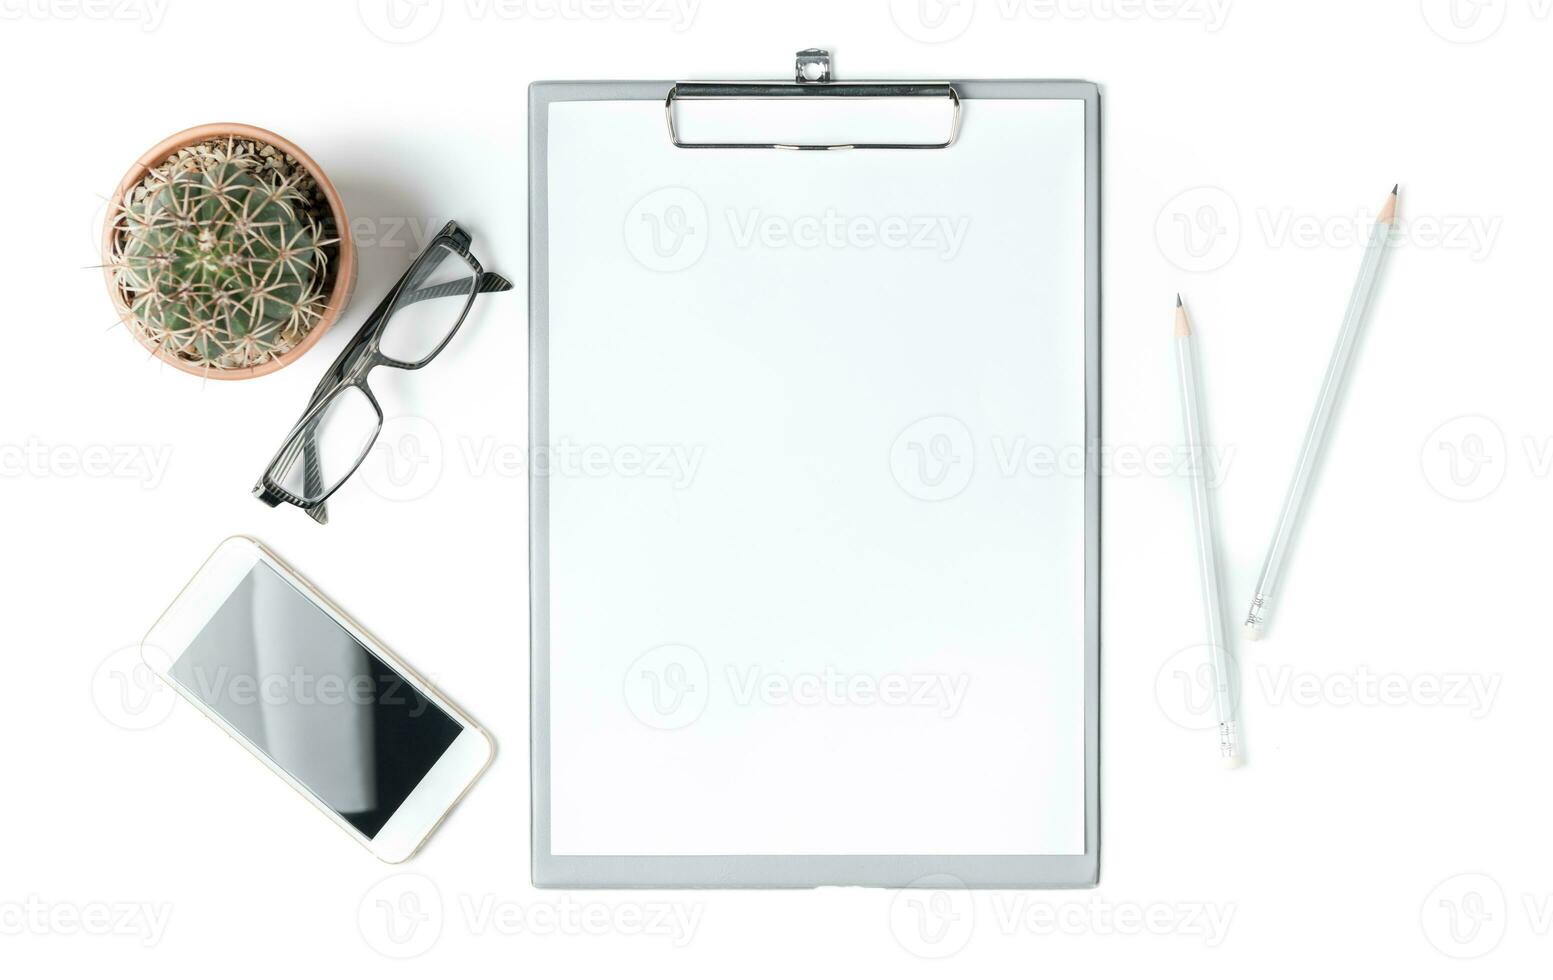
top-left (142, 536), bottom-right (493, 862)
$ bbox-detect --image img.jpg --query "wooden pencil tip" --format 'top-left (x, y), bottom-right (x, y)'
top-left (1176, 293), bottom-right (1183, 308)
top-left (1379, 185), bottom-right (1398, 225)
top-left (1391, 183), bottom-right (1398, 195)
top-left (1173, 296), bottom-right (1191, 337)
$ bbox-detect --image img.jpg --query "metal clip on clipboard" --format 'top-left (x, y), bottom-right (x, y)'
top-left (665, 48), bottom-right (962, 150)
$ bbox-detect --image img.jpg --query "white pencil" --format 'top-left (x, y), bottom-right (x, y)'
top-left (1243, 186), bottom-right (1398, 639)
top-left (1174, 296), bottom-right (1242, 767)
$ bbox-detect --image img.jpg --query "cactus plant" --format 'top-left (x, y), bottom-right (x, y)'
top-left (108, 137), bottom-right (338, 373)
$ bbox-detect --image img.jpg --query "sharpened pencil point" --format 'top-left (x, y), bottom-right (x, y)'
top-left (1391, 184), bottom-right (1398, 194)
top-left (1173, 296), bottom-right (1191, 337)
top-left (1176, 293), bottom-right (1183, 308)
top-left (1378, 186), bottom-right (1398, 225)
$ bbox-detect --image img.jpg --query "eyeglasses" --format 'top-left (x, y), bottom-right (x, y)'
top-left (253, 221), bottom-right (512, 524)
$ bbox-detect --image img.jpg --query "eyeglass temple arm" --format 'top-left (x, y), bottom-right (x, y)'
top-left (300, 418), bottom-right (330, 526)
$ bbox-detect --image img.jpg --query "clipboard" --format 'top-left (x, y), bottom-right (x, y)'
top-left (530, 51), bottom-right (1100, 889)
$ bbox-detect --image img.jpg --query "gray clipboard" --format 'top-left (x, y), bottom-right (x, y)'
top-left (530, 53), bottom-right (1100, 889)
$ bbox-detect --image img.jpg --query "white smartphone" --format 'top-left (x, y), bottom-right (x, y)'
top-left (142, 536), bottom-right (494, 862)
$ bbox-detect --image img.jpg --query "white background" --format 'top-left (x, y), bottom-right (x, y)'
top-left (1, 0), bottom-right (1548, 975)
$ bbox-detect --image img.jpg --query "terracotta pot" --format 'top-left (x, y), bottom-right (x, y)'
top-left (102, 123), bottom-right (356, 380)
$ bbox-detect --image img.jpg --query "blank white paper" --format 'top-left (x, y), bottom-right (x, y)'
top-left (545, 96), bottom-right (1088, 856)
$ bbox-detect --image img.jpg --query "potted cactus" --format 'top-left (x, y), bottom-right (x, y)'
top-left (103, 124), bottom-right (355, 379)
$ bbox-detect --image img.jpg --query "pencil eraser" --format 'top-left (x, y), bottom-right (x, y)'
top-left (1223, 756), bottom-right (1244, 770)
top-left (1243, 623), bottom-right (1262, 642)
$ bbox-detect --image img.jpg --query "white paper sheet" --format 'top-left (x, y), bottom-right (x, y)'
top-left (544, 96), bottom-right (1087, 856)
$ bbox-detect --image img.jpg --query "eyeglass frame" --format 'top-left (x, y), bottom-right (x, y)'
top-left (252, 220), bottom-right (512, 523)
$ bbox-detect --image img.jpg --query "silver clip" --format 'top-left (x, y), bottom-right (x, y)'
top-left (795, 48), bottom-right (831, 83)
top-left (665, 48), bottom-right (961, 151)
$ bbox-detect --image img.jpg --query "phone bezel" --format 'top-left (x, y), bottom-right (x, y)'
top-left (140, 535), bottom-right (494, 863)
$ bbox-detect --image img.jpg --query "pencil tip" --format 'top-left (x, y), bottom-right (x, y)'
top-left (1391, 183), bottom-right (1399, 195)
top-left (1176, 293), bottom-right (1183, 308)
